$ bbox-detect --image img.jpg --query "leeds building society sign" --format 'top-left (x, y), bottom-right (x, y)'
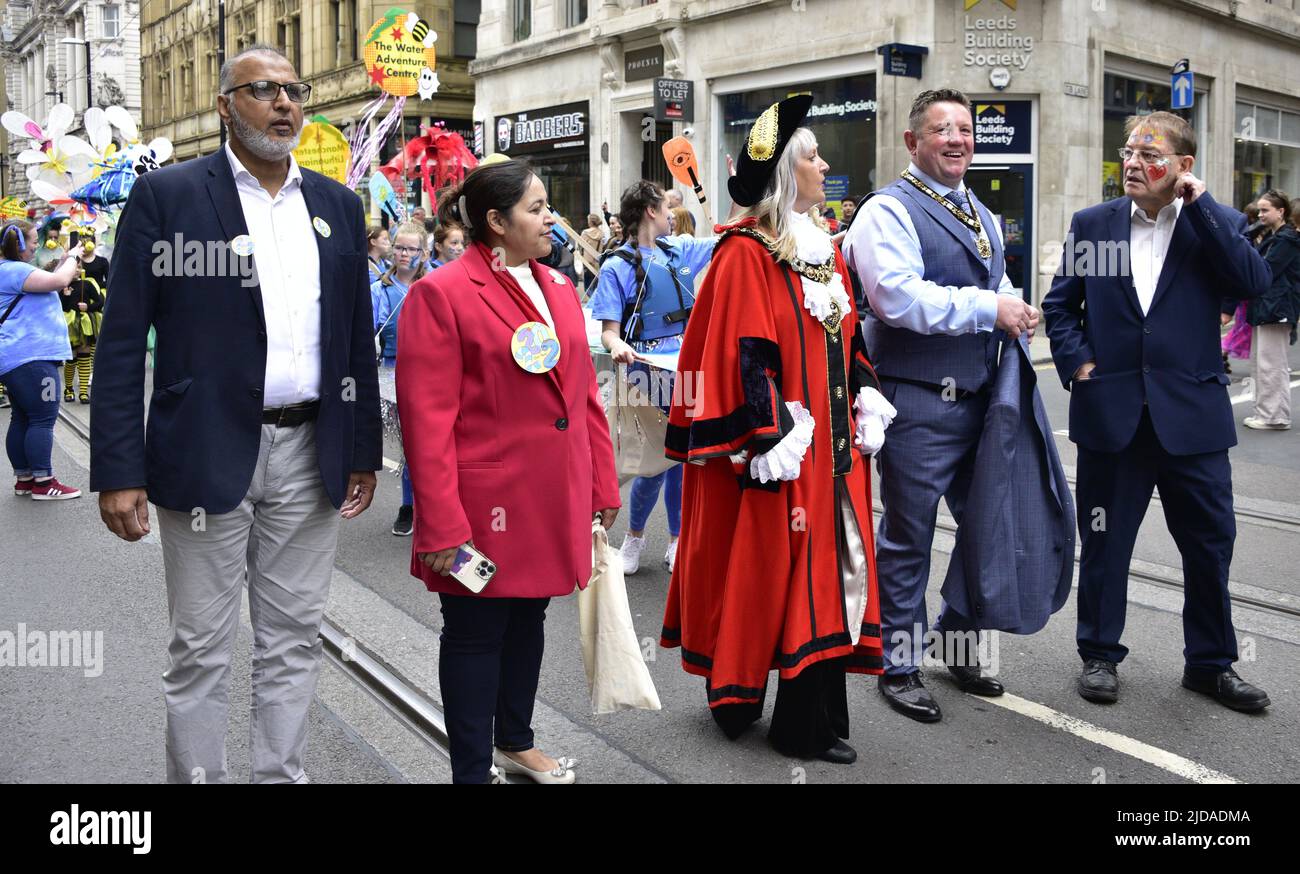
top-left (961, 0), bottom-right (1040, 86)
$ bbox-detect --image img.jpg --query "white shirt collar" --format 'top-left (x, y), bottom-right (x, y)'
top-left (1130, 197), bottom-right (1182, 225)
top-left (907, 161), bottom-right (966, 198)
top-left (224, 141), bottom-right (303, 194)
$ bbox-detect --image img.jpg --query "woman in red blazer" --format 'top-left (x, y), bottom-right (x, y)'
top-left (396, 160), bottom-right (620, 784)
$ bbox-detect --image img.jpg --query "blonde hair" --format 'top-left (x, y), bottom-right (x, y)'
top-left (670, 206), bottom-right (695, 236)
top-left (732, 127), bottom-right (818, 263)
top-left (380, 221), bottom-right (429, 285)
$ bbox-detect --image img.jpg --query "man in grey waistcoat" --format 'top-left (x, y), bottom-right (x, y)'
top-left (843, 89), bottom-right (1043, 723)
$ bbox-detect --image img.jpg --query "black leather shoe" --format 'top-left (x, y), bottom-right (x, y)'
top-left (816, 739), bottom-right (857, 765)
top-left (1181, 668), bottom-right (1271, 713)
top-left (1078, 658), bottom-right (1119, 703)
top-left (945, 662), bottom-right (1005, 696)
top-left (879, 673), bottom-right (942, 723)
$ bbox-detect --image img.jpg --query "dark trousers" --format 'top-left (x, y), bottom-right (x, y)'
top-left (438, 594), bottom-right (550, 784)
top-left (1075, 410), bottom-right (1237, 671)
top-left (711, 657), bottom-right (849, 757)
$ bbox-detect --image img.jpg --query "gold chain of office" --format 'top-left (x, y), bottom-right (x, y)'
top-left (900, 170), bottom-right (993, 260)
top-left (722, 225), bottom-right (843, 333)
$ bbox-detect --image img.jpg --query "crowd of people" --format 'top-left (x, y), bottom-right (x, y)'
top-left (4, 41), bottom-right (1296, 785)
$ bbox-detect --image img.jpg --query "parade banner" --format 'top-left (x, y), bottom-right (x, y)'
top-left (0, 196), bottom-right (27, 219)
top-left (294, 118), bottom-right (351, 183)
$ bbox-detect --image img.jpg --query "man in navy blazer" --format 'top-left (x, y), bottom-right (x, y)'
top-left (1044, 111), bottom-right (1271, 713)
top-left (90, 46), bottom-right (383, 781)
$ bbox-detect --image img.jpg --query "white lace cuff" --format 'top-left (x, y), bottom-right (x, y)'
top-left (750, 401), bottom-right (815, 483)
top-left (853, 387), bottom-right (897, 456)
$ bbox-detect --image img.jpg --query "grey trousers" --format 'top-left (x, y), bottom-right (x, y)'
top-left (1252, 323), bottom-right (1293, 426)
top-left (156, 422), bottom-right (340, 784)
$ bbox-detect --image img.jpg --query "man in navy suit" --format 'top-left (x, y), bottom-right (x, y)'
top-left (90, 45), bottom-right (383, 781)
top-left (1044, 111), bottom-right (1272, 713)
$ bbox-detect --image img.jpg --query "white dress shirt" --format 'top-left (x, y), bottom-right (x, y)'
top-left (506, 262), bottom-right (555, 329)
top-left (843, 162), bottom-right (1017, 336)
top-left (225, 143), bottom-right (322, 407)
top-left (1129, 197), bottom-right (1183, 316)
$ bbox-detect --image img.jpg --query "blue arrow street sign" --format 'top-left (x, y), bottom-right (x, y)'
top-left (1171, 70), bottom-right (1194, 110)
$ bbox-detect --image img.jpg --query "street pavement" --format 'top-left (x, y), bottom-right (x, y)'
top-left (1, 334), bottom-right (1296, 783)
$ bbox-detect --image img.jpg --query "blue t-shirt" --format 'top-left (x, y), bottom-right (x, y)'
top-left (589, 235), bottom-right (716, 344)
top-left (0, 259), bottom-right (72, 377)
top-left (371, 276), bottom-right (410, 361)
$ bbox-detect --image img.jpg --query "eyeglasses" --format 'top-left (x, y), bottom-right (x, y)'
top-left (1118, 148), bottom-right (1182, 165)
top-left (223, 80), bottom-right (312, 103)
top-left (392, 246), bottom-right (422, 256)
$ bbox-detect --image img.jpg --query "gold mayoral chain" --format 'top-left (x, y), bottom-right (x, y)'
top-left (900, 170), bottom-right (993, 260)
top-left (722, 225), bottom-right (842, 333)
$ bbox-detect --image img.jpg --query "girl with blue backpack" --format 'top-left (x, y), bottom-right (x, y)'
top-left (589, 181), bottom-right (716, 575)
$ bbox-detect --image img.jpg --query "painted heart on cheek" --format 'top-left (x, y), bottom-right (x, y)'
top-left (1146, 161), bottom-right (1169, 182)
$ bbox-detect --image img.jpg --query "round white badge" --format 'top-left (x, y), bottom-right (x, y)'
top-left (313, 216), bottom-right (331, 238)
top-left (231, 234), bottom-right (255, 257)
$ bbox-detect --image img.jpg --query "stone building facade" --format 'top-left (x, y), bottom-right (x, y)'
top-left (2, 0), bottom-right (141, 203)
top-left (471, 0), bottom-right (1300, 303)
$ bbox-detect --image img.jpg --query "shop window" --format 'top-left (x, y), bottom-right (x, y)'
top-left (1101, 72), bottom-right (1200, 201)
top-left (1234, 100), bottom-right (1300, 208)
top-left (720, 75), bottom-right (877, 215)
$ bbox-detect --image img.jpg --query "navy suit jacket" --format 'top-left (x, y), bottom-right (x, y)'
top-left (1043, 193), bottom-right (1271, 456)
top-left (90, 150), bottom-right (383, 513)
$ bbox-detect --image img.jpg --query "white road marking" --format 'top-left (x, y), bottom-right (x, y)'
top-left (1231, 378), bottom-right (1300, 406)
top-left (383, 456), bottom-right (400, 471)
top-left (975, 692), bottom-right (1241, 784)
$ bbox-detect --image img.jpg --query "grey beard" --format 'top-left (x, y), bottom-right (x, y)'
top-left (228, 104), bottom-right (300, 160)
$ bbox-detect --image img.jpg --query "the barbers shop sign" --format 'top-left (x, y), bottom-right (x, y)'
top-left (495, 102), bottom-right (589, 155)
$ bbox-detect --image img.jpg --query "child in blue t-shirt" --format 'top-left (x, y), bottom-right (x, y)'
top-left (589, 181), bottom-right (717, 577)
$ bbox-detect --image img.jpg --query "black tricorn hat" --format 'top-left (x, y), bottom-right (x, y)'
top-left (728, 93), bottom-right (814, 208)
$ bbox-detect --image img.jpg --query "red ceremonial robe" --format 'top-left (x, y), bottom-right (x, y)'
top-left (661, 218), bottom-right (885, 708)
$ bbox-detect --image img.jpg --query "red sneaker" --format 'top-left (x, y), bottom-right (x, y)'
top-left (14, 479), bottom-right (34, 497)
top-left (29, 477), bottom-right (82, 501)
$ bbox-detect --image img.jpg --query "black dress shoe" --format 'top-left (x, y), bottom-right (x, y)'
top-left (879, 673), bottom-right (942, 723)
top-left (1181, 668), bottom-right (1271, 713)
top-left (945, 662), bottom-right (1005, 696)
top-left (816, 739), bottom-right (857, 765)
top-left (1078, 658), bottom-right (1119, 703)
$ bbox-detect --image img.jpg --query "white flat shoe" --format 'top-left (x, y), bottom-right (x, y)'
top-left (492, 748), bottom-right (577, 784)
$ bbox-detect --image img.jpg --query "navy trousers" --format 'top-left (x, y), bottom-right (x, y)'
top-left (1075, 410), bottom-right (1237, 671)
top-left (438, 594), bottom-right (550, 784)
top-left (874, 381), bottom-right (986, 675)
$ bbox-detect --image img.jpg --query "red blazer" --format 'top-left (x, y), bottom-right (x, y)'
top-left (396, 242), bottom-right (620, 598)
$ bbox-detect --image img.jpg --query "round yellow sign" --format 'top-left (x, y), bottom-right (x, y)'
top-left (293, 121), bottom-right (351, 183)
top-left (362, 9), bottom-right (438, 99)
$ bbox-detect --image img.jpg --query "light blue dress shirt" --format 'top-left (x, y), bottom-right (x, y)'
top-left (843, 162), bottom-right (1017, 336)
